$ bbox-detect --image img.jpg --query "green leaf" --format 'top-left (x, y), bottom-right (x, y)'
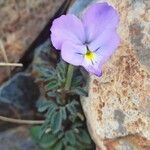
top-left (56, 61), bottom-right (67, 77)
top-left (46, 106), bottom-right (57, 119)
top-left (70, 100), bottom-right (79, 106)
top-left (51, 110), bottom-right (62, 134)
top-left (52, 141), bottom-right (63, 150)
top-left (71, 122), bottom-right (83, 130)
top-left (62, 137), bottom-right (67, 146)
top-left (60, 107), bottom-right (67, 120)
top-left (72, 76), bottom-right (83, 87)
top-left (76, 129), bottom-right (92, 145)
top-left (40, 133), bottom-right (58, 149)
top-left (46, 80), bottom-right (58, 91)
top-left (31, 127), bottom-right (58, 149)
top-left (57, 132), bottom-right (64, 139)
top-left (58, 73), bottom-right (65, 83)
top-left (81, 130), bottom-right (92, 145)
top-left (56, 61), bottom-right (67, 85)
top-left (66, 100), bottom-right (78, 116)
top-left (66, 146), bottom-right (76, 150)
top-left (56, 95), bottom-right (62, 105)
top-left (37, 101), bottom-right (50, 112)
top-left (34, 65), bottom-right (55, 77)
top-left (65, 130), bottom-right (76, 145)
top-left (71, 87), bottom-right (88, 97)
top-left (30, 126), bottom-right (41, 141)
top-left (37, 100), bottom-right (57, 113)
top-left (66, 104), bottom-right (76, 116)
top-left (44, 75), bottom-right (57, 82)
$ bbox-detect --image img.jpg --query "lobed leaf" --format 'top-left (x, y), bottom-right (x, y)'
top-left (50, 141), bottom-right (63, 150)
top-left (76, 129), bottom-right (91, 145)
top-left (65, 130), bottom-right (76, 145)
top-left (71, 87), bottom-right (88, 97)
top-left (60, 107), bottom-right (67, 120)
top-left (37, 102), bottom-right (50, 113)
top-left (50, 110), bottom-right (63, 134)
top-left (45, 80), bottom-right (59, 91)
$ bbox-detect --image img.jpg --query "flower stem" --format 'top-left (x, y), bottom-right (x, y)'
top-left (65, 64), bottom-right (74, 91)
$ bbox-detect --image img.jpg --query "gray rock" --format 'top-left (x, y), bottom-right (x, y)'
top-left (0, 127), bottom-right (41, 150)
top-left (0, 73), bottom-right (39, 111)
top-left (68, 0), bottom-right (93, 16)
top-left (32, 40), bottom-right (52, 67)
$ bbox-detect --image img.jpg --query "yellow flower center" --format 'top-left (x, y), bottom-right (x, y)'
top-left (85, 51), bottom-right (95, 61)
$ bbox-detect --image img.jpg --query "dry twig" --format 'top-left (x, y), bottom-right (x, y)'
top-left (0, 115), bottom-right (44, 125)
top-left (0, 40), bottom-right (12, 75)
top-left (0, 40), bottom-right (23, 68)
top-left (0, 62), bottom-right (23, 67)
top-left (0, 40), bottom-right (9, 63)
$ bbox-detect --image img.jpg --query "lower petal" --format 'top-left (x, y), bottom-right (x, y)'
top-left (82, 59), bottom-right (102, 77)
top-left (61, 41), bottom-right (86, 66)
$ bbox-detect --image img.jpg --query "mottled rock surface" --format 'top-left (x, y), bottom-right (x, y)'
top-left (81, 0), bottom-right (150, 149)
top-left (0, 73), bottom-right (39, 111)
top-left (0, 0), bottom-right (65, 84)
top-left (0, 127), bottom-right (41, 150)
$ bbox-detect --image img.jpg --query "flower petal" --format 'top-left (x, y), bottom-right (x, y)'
top-left (82, 60), bottom-right (102, 77)
top-left (82, 30), bottom-right (120, 76)
top-left (61, 41), bottom-right (86, 66)
top-left (50, 14), bottom-right (85, 50)
top-left (82, 3), bottom-right (119, 42)
top-left (91, 31), bottom-right (120, 66)
top-left (82, 57), bottom-right (102, 77)
top-left (88, 29), bottom-right (120, 51)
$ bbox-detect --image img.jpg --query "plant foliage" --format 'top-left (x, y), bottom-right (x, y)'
top-left (31, 60), bottom-right (94, 150)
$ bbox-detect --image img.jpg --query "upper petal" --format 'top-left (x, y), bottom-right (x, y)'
top-left (50, 14), bottom-right (85, 50)
top-left (61, 41), bottom-right (86, 66)
top-left (82, 3), bottom-right (119, 42)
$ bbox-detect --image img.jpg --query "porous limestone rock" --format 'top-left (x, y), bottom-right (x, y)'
top-left (81, 0), bottom-right (150, 149)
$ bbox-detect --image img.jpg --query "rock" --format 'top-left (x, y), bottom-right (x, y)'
top-left (68, 0), bottom-right (92, 15)
top-left (0, 73), bottom-right (39, 111)
top-left (32, 40), bottom-right (53, 68)
top-left (0, 127), bottom-right (41, 150)
top-left (0, 0), bottom-right (65, 84)
top-left (80, 0), bottom-right (150, 149)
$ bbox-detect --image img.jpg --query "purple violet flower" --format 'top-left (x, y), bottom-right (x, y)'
top-left (50, 3), bottom-right (120, 76)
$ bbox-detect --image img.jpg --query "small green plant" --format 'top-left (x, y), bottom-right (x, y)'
top-left (31, 60), bottom-right (94, 150)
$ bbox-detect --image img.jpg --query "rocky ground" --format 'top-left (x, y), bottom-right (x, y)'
top-left (0, 0), bottom-right (149, 150)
